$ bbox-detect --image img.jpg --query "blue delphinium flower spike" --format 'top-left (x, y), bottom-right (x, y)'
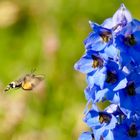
top-left (75, 4), bottom-right (140, 140)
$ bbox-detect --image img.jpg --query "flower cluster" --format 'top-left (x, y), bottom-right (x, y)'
top-left (74, 4), bottom-right (140, 140)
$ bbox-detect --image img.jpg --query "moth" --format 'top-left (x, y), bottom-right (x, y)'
top-left (4, 73), bottom-right (44, 92)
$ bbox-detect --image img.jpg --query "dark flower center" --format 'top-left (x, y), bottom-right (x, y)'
top-left (92, 55), bottom-right (103, 68)
top-left (91, 134), bottom-right (95, 140)
top-left (128, 124), bottom-right (138, 137)
top-left (100, 136), bottom-right (104, 140)
top-left (99, 31), bottom-right (112, 42)
top-left (125, 81), bottom-right (136, 96)
top-left (99, 112), bottom-right (111, 124)
top-left (106, 70), bottom-right (117, 84)
top-left (124, 34), bottom-right (136, 47)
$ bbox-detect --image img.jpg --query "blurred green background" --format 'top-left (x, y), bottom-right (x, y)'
top-left (0, 0), bottom-right (139, 140)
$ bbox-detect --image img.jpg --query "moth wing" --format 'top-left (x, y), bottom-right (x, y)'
top-left (33, 75), bottom-right (44, 81)
top-left (31, 75), bottom-right (44, 88)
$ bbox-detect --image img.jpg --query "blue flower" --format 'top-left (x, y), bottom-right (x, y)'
top-left (84, 23), bottom-right (113, 52)
top-left (86, 61), bottom-right (127, 103)
top-left (113, 118), bottom-right (140, 140)
top-left (84, 105), bottom-right (117, 129)
top-left (103, 61), bottom-right (127, 92)
top-left (84, 104), bottom-right (117, 140)
top-left (115, 19), bottom-right (140, 66)
top-left (118, 72), bottom-right (140, 113)
top-left (74, 50), bottom-right (104, 74)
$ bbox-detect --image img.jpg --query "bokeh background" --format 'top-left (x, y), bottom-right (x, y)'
top-left (0, 0), bottom-right (139, 140)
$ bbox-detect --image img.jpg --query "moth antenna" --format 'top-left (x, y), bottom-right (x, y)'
top-left (30, 68), bottom-right (36, 74)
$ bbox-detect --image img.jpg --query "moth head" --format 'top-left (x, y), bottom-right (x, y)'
top-left (9, 82), bottom-right (16, 88)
